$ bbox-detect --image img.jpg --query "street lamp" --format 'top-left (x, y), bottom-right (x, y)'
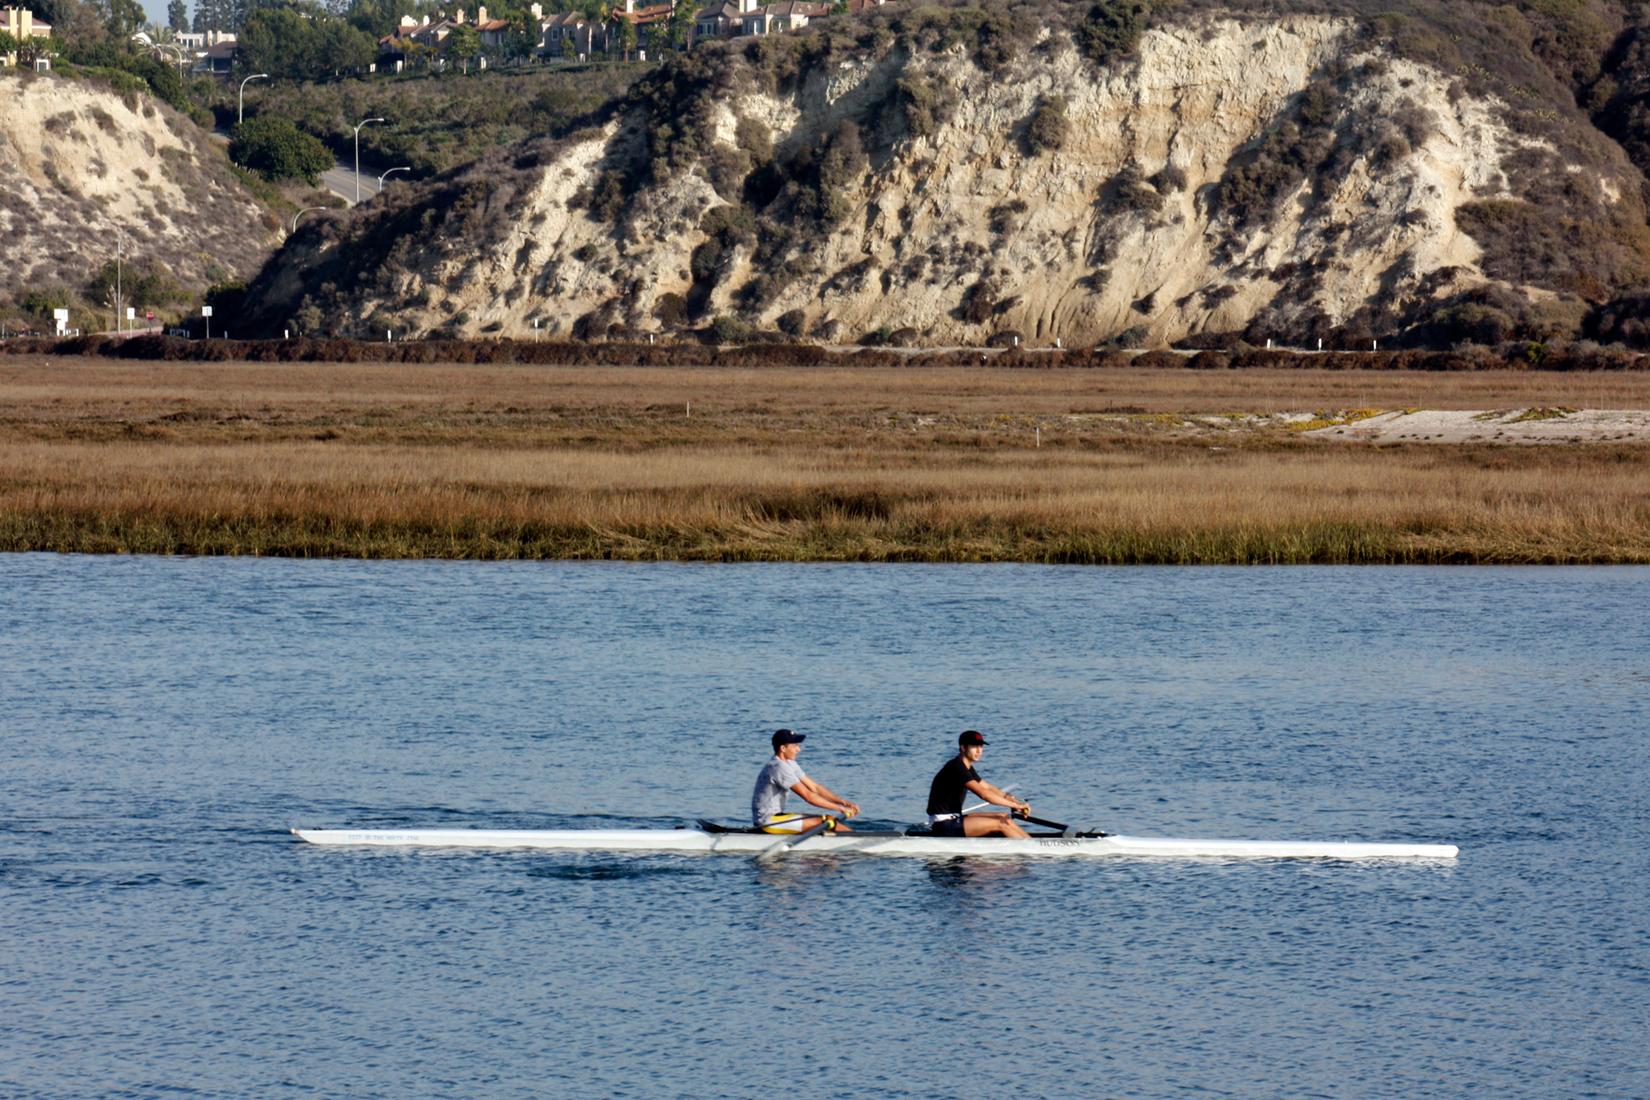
top-left (238, 72), bottom-right (268, 125)
top-left (114, 234), bottom-right (123, 334)
top-left (290, 206), bottom-right (328, 234)
top-left (377, 166), bottom-right (411, 192)
top-left (155, 42), bottom-right (186, 80)
top-left (353, 116), bottom-right (386, 203)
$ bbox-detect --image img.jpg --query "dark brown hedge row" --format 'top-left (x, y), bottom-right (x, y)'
top-left (6, 335), bottom-right (1646, 370)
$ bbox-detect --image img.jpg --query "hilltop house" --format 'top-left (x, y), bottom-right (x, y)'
top-left (617, 0), bottom-right (674, 54)
top-left (739, 0), bottom-right (829, 36)
top-left (378, 0), bottom-right (893, 66)
top-left (693, 1), bottom-right (741, 39)
top-left (382, 4), bottom-right (537, 64)
top-left (475, 8), bottom-right (514, 50)
top-left (174, 29), bottom-right (235, 50)
top-left (1, 5), bottom-right (52, 68)
top-left (695, 0), bottom-right (888, 42)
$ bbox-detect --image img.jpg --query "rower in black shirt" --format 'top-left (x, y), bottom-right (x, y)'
top-left (926, 730), bottom-right (1032, 837)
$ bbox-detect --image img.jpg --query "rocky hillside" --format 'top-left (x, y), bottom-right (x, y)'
top-left (0, 70), bottom-right (280, 323)
top-left (240, 0), bottom-right (1650, 347)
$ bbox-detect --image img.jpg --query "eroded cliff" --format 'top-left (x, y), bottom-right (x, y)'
top-left (0, 71), bottom-right (280, 309)
top-left (243, 3), bottom-right (1650, 346)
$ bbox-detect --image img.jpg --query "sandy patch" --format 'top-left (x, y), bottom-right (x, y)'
top-left (1306, 409), bottom-right (1650, 444)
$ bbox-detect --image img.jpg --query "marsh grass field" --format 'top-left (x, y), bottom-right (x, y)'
top-left (4, 356), bottom-right (1650, 562)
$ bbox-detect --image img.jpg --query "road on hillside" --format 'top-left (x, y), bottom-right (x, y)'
top-left (321, 163), bottom-right (366, 205)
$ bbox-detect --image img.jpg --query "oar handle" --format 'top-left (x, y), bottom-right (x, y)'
top-left (1019, 813), bottom-right (1071, 831)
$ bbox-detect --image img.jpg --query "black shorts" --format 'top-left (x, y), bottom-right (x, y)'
top-left (929, 817), bottom-right (965, 837)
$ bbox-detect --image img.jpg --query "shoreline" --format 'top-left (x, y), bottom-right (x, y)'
top-left (4, 357), bottom-right (1649, 565)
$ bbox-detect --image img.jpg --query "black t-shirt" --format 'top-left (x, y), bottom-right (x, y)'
top-left (927, 756), bottom-right (981, 816)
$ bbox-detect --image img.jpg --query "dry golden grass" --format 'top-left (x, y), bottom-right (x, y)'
top-left (3, 356), bottom-right (1650, 562)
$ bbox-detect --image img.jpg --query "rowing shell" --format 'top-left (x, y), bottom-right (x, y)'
top-left (290, 827), bottom-right (1458, 861)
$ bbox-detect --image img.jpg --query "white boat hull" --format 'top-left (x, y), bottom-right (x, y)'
top-left (290, 828), bottom-right (1458, 861)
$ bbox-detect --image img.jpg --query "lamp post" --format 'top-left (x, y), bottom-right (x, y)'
top-left (290, 206), bottom-right (328, 234)
top-left (353, 116), bottom-right (386, 203)
top-left (156, 43), bottom-right (186, 80)
top-left (238, 72), bottom-right (268, 125)
top-left (377, 166), bottom-right (411, 192)
top-left (114, 234), bottom-right (123, 334)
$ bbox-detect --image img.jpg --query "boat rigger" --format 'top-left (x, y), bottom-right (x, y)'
top-left (290, 822), bottom-right (1459, 861)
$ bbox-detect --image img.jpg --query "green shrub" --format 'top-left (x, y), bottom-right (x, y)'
top-left (989, 199), bottom-right (1029, 235)
top-left (897, 74), bottom-right (948, 139)
top-left (1075, 0), bottom-right (1151, 69)
top-left (1212, 79), bottom-right (1342, 228)
top-left (957, 280), bottom-right (998, 323)
top-left (708, 315), bottom-right (754, 343)
top-left (777, 308), bottom-right (807, 337)
top-left (654, 293), bottom-right (688, 325)
top-left (1025, 96), bottom-right (1069, 155)
top-left (230, 117), bottom-right (334, 184)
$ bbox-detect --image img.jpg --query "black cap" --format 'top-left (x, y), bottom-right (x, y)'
top-left (772, 728), bottom-right (806, 749)
top-left (959, 730), bottom-right (988, 746)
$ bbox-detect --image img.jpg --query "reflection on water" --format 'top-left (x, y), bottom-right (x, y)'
top-left (923, 856), bottom-right (1034, 894)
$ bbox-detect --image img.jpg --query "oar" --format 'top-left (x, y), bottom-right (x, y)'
top-left (1017, 813), bottom-right (1100, 838)
top-left (754, 816), bottom-right (834, 862)
top-left (960, 784), bottom-right (1018, 816)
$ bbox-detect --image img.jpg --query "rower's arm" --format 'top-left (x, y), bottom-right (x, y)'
top-left (791, 778), bottom-right (860, 818)
top-left (965, 778), bottom-right (1030, 815)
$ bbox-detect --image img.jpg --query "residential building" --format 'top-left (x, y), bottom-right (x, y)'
top-left (175, 29), bottom-right (235, 49)
top-left (1, 5), bottom-right (51, 67)
top-left (739, 0), bottom-right (829, 37)
top-left (200, 38), bottom-right (236, 74)
top-left (693, 0), bottom-right (741, 40)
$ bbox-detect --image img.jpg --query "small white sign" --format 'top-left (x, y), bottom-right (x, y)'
top-left (201, 306), bottom-right (214, 317)
top-left (53, 309), bottom-right (69, 321)
top-left (126, 307), bottom-right (135, 320)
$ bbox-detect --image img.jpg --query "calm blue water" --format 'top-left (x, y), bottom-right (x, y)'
top-left (2, 555), bottom-right (1647, 1099)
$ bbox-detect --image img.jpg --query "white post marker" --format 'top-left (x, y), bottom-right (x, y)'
top-left (202, 304), bottom-right (213, 340)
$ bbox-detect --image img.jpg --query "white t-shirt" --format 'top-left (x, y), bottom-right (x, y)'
top-left (751, 756), bottom-right (806, 824)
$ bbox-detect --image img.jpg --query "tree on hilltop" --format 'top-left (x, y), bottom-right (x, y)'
top-left (446, 21), bottom-right (479, 71)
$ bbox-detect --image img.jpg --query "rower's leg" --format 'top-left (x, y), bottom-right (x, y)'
top-left (962, 813), bottom-right (1029, 839)
top-left (760, 814), bottom-right (827, 834)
